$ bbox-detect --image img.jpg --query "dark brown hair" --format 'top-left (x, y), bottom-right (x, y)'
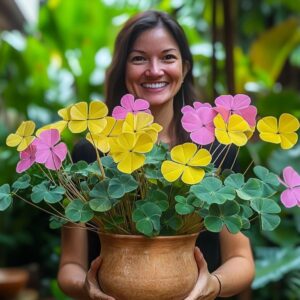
top-left (104, 10), bottom-right (198, 144)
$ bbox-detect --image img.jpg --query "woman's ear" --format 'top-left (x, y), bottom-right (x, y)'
top-left (183, 60), bottom-right (190, 80)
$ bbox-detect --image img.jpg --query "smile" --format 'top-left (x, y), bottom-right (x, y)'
top-left (141, 82), bottom-right (168, 89)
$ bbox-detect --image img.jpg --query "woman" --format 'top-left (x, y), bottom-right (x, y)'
top-left (58, 10), bottom-right (255, 300)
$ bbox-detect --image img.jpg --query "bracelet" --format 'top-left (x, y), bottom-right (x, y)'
top-left (212, 273), bottom-right (222, 297)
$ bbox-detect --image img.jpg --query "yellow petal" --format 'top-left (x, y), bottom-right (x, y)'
top-left (150, 123), bottom-right (163, 133)
top-left (161, 161), bottom-right (184, 182)
top-left (36, 121), bottom-right (67, 136)
top-left (228, 114), bottom-right (250, 132)
top-left (58, 105), bottom-right (71, 121)
top-left (122, 113), bottom-right (135, 133)
top-left (279, 113), bottom-right (300, 133)
top-left (135, 112), bottom-right (153, 131)
top-left (188, 149), bottom-right (212, 167)
top-left (16, 121), bottom-right (36, 136)
top-left (17, 136), bottom-right (35, 152)
top-left (110, 119), bottom-right (124, 137)
top-left (89, 101), bottom-right (108, 119)
top-left (257, 117), bottom-right (278, 134)
top-left (133, 133), bottom-right (154, 153)
top-left (117, 133), bottom-right (136, 151)
top-left (170, 143), bottom-right (197, 164)
top-left (259, 132), bottom-right (281, 144)
top-left (6, 134), bottom-right (22, 147)
top-left (68, 120), bottom-right (88, 133)
top-left (117, 152), bottom-right (145, 174)
top-left (229, 132), bottom-right (248, 146)
top-left (215, 129), bottom-right (231, 145)
top-left (181, 167), bottom-right (205, 185)
top-left (102, 117), bottom-right (117, 136)
top-left (144, 129), bottom-right (158, 143)
top-left (280, 132), bottom-right (298, 149)
top-left (87, 118), bottom-right (107, 134)
top-left (213, 114), bottom-right (226, 130)
top-left (86, 133), bottom-right (110, 153)
top-left (70, 102), bottom-right (88, 120)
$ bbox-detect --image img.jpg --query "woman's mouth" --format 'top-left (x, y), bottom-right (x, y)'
top-left (141, 82), bottom-right (168, 89)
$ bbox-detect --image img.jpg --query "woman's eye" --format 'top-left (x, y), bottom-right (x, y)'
top-left (162, 54), bottom-right (177, 62)
top-left (130, 56), bottom-right (146, 63)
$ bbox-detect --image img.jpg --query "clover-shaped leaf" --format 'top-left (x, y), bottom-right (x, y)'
top-left (175, 195), bottom-right (195, 215)
top-left (162, 213), bottom-right (183, 232)
top-left (0, 184), bottom-right (12, 211)
top-left (251, 198), bottom-right (281, 231)
top-left (31, 181), bottom-right (66, 203)
top-left (144, 164), bottom-right (164, 180)
top-left (191, 177), bottom-right (235, 204)
top-left (253, 166), bottom-right (280, 187)
top-left (236, 178), bottom-right (263, 200)
top-left (65, 199), bottom-right (94, 222)
top-left (203, 201), bottom-right (242, 233)
top-left (108, 178), bottom-right (126, 199)
top-left (12, 174), bottom-right (31, 190)
top-left (224, 173), bottom-right (245, 189)
top-left (144, 189), bottom-right (169, 212)
top-left (49, 216), bottom-right (68, 229)
top-left (145, 143), bottom-right (168, 165)
top-left (132, 202), bottom-right (162, 236)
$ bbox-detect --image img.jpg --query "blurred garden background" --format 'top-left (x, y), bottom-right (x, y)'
top-left (0, 0), bottom-right (300, 299)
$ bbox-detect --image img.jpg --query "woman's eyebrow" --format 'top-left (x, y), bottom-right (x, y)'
top-left (130, 48), bottom-right (178, 53)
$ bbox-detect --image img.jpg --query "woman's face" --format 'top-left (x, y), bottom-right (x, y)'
top-left (125, 27), bottom-right (188, 108)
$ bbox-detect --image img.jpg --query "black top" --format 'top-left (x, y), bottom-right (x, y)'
top-left (72, 139), bottom-right (238, 273)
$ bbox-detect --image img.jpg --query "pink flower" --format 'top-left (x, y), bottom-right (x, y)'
top-left (214, 94), bottom-right (257, 127)
top-left (16, 143), bottom-right (37, 173)
top-left (279, 166), bottom-right (300, 208)
top-left (181, 101), bottom-right (212, 114)
top-left (35, 129), bottom-right (67, 170)
top-left (181, 104), bottom-right (217, 145)
top-left (112, 94), bottom-right (151, 120)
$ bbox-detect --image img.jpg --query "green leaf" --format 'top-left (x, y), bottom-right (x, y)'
top-left (261, 214), bottom-right (281, 231)
top-left (49, 216), bottom-right (68, 229)
top-left (237, 178), bottom-right (263, 200)
top-left (31, 182), bottom-right (65, 203)
top-left (108, 178), bottom-right (125, 199)
top-left (204, 216), bottom-right (223, 232)
top-left (163, 214), bottom-right (183, 231)
top-left (89, 196), bottom-right (112, 212)
top-left (145, 143), bottom-right (168, 164)
top-left (224, 216), bottom-right (242, 234)
top-left (12, 174), bottom-right (31, 190)
top-left (174, 195), bottom-right (195, 215)
top-left (0, 184), bottom-right (12, 211)
top-left (224, 173), bottom-right (245, 189)
top-left (253, 165), bottom-right (280, 186)
top-left (66, 199), bottom-right (94, 222)
top-left (119, 174), bottom-right (138, 193)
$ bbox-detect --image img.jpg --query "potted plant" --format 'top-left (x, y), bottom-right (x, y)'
top-left (1, 93), bottom-right (299, 299)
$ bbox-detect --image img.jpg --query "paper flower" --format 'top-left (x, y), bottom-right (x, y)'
top-left (181, 105), bottom-right (216, 145)
top-left (257, 113), bottom-right (299, 149)
top-left (279, 166), bottom-right (300, 208)
top-left (181, 101), bottom-right (212, 113)
top-left (6, 121), bottom-right (36, 152)
top-left (214, 114), bottom-right (251, 146)
top-left (16, 143), bottom-right (37, 173)
top-left (86, 117), bottom-right (123, 153)
top-left (214, 94), bottom-right (257, 127)
top-left (34, 129), bottom-right (67, 170)
top-left (109, 132), bottom-right (154, 174)
top-left (68, 101), bottom-right (108, 133)
top-left (161, 143), bottom-right (211, 184)
top-left (112, 94), bottom-right (151, 119)
top-left (122, 112), bottom-right (162, 142)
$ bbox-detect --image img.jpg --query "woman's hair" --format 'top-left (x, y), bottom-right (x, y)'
top-left (104, 10), bottom-right (198, 144)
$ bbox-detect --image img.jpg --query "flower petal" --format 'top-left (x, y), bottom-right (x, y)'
top-left (181, 167), bottom-right (205, 185)
top-left (171, 143), bottom-right (197, 164)
top-left (161, 161), bottom-right (184, 182)
top-left (188, 148), bottom-right (212, 166)
top-left (279, 113), bottom-right (299, 133)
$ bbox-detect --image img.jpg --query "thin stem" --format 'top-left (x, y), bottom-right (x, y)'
top-left (244, 160), bottom-right (254, 176)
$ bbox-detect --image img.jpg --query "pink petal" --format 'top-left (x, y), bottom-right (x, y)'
top-left (112, 106), bottom-right (128, 119)
top-left (16, 158), bottom-right (35, 173)
top-left (197, 107), bottom-right (217, 125)
top-left (39, 129), bottom-right (60, 147)
top-left (53, 142), bottom-right (68, 161)
top-left (215, 95), bottom-right (233, 109)
top-left (236, 106), bottom-right (257, 127)
top-left (120, 94), bottom-right (135, 110)
top-left (283, 166), bottom-right (300, 188)
top-left (35, 149), bottom-right (50, 164)
top-left (132, 99), bottom-right (150, 111)
top-left (280, 187), bottom-right (300, 208)
top-left (181, 105), bottom-right (195, 113)
top-left (214, 107), bottom-right (231, 122)
top-left (182, 111), bottom-right (203, 132)
top-left (190, 127), bottom-right (215, 145)
top-left (45, 152), bottom-right (62, 170)
top-left (232, 94), bottom-right (251, 110)
top-left (193, 102), bottom-right (212, 110)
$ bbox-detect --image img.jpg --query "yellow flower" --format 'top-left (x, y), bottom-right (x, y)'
top-left (161, 143), bottom-right (211, 185)
top-left (122, 112), bottom-right (162, 142)
top-left (6, 121), bottom-right (36, 152)
top-left (68, 101), bottom-right (108, 133)
top-left (86, 117), bottom-right (123, 153)
top-left (214, 114), bottom-right (250, 146)
top-left (257, 113), bottom-right (299, 149)
top-left (109, 132), bottom-right (154, 174)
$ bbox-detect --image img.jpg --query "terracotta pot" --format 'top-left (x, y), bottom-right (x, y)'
top-left (98, 232), bottom-right (199, 300)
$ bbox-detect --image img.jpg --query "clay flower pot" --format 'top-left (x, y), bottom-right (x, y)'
top-left (98, 232), bottom-right (199, 300)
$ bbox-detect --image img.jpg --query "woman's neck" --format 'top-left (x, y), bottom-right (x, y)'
top-left (151, 101), bottom-right (175, 145)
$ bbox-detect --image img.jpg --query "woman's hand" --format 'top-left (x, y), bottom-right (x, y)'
top-left (84, 256), bottom-right (116, 300)
top-left (184, 247), bottom-right (220, 300)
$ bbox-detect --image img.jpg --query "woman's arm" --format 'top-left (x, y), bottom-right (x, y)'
top-left (185, 228), bottom-right (255, 300)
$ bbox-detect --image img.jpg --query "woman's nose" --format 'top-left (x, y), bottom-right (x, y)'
top-left (145, 60), bottom-right (164, 77)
